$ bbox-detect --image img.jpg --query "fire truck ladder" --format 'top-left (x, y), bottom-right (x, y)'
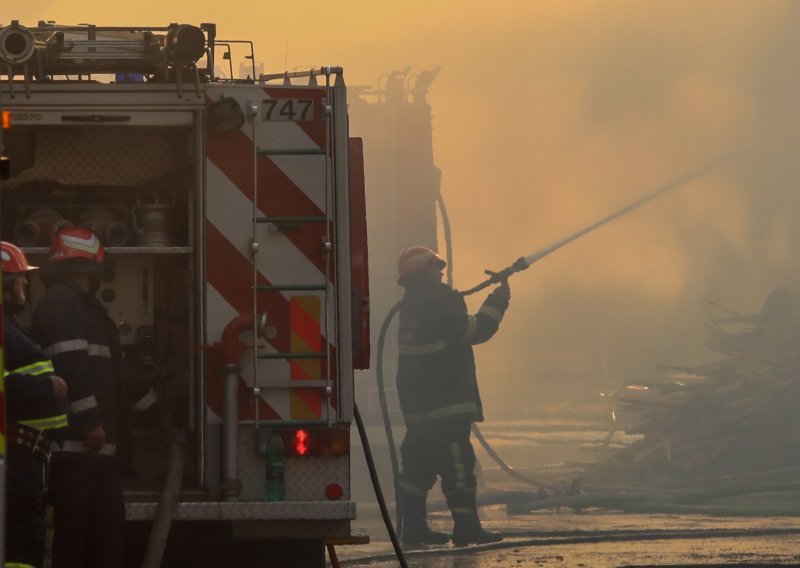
top-left (249, 72), bottom-right (340, 428)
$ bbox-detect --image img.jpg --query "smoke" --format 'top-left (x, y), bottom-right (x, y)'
top-left (12, 1), bottom-right (800, 412)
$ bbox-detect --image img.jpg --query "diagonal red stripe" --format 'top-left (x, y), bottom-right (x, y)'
top-left (205, 221), bottom-right (291, 353)
top-left (206, 125), bottom-right (329, 276)
top-left (289, 359), bottom-right (311, 380)
top-left (204, 93), bottom-right (342, 414)
top-left (255, 156), bottom-right (331, 278)
top-left (205, 222), bottom-right (286, 421)
top-left (294, 388), bottom-right (321, 416)
top-left (290, 298), bottom-right (322, 351)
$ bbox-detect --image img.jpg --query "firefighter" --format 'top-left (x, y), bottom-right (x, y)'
top-left (2, 241), bottom-right (68, 568)
top-left (32, 227), bottom-right (159, 568)
top-left (395, 246), bottom-right (509, 546)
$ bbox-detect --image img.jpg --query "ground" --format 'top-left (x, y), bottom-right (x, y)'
top-left (344, 401), bottom-right (800, 566)
top-left (337, 508), bottom-right (800, 566)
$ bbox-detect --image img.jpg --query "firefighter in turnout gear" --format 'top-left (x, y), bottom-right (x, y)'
top-left (2, 241), bottom-right (69, 568)
top-left (395, 246), bottom-right (509, 546)
top-left (32, 227), bottom-right (160, 568)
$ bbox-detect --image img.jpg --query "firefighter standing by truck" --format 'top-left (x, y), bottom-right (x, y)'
top-left (1, 241), bottom-right (68, 568)
top-left (395, 246), bottom-right (509, 547)
top-left (32, 227), bottom-right (159, 568)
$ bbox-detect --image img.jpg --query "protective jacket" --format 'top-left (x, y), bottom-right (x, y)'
top-left (5, 315), bottom-right (68, 432)
top-left (32, 280), bottom-right (157, 464)
top-left (396, 279), bottom-right (508, 425)
top-left (4, 315), bottom-right (67, 568)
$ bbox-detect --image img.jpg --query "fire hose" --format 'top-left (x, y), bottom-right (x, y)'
top-left (376, 150), bottom-right (736, 540)
top-left (142, 430), bottom-right (187, 568)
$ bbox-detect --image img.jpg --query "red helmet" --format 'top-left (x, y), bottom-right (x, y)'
top-left (397, 246), bottom-right (446, 284)
top-left (1, 241), bottom-right (38, 274)
top-left (49, 226), bottom-right (105, 266)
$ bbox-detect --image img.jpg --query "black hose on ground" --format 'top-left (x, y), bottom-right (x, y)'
top-left (354, 403), bottom-right (409, 568)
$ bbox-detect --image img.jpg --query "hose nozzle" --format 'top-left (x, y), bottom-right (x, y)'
top-left (461, 257), bottom-right (529, 296)
top-left (484, 256), bottom-right (528, 284)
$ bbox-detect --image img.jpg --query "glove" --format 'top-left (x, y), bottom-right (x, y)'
top-left (485, 281), bottom-right (510, 312)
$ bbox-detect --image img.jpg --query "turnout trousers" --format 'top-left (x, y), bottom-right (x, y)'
top-left (5, 444), bottom-right (47, 568)
top-left (49, 458), bottom-right (126, 568)
top-left (398, 418), bottom-right (478, 518)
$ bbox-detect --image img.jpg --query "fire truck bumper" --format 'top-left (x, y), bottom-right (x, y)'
top-left (125, 500), bottom-right (356, 521)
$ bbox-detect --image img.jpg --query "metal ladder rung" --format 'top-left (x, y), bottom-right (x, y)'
top-left (242, 419), bottom-right (330, 427)
top-left (257, 380), bottom-right (330, 389)
top-left (256, 284), bottom-right (326, 291)
top-left (258, 148), bottom-right (326, 156)
top-left (256, 216), bottom-right (327, 224)
top-left (258, 352), bottom-right (327, 360)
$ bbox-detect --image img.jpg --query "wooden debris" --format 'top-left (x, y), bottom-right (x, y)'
top-left (588, 286), bottom-right (800, 488)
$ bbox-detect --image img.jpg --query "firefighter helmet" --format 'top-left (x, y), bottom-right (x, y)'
top-left (397, 246), bottom-right (446, 284)
top-left (1, 241), bottom-right (38, 273)
top-left (49, 226), bottom-right (105, 266)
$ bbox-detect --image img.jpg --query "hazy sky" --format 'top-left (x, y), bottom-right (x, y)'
top-left (11, 2), bottom-right (800, 408)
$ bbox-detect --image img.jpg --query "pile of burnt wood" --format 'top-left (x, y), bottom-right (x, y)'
top-left (588, 286), bottom-right (800, 487)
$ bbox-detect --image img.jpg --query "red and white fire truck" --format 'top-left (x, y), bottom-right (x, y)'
top-left (0, 21), bottom-right (369, 566)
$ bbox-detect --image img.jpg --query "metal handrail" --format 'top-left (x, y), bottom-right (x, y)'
top-left (259, 66), bottom-right (343, 83)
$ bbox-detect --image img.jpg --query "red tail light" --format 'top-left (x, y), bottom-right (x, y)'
top-left (295, 429), bottom-right (309, 456)
top-left (280, 426), bottom-right (349, 457)
top-left (325, 483), bottom-right (344, 500)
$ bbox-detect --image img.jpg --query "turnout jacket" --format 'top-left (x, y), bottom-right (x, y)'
top-left (32, 281), bottom-right (158, 463)
top-left (4, 315), bottom-right (67, 432)
top-left (396, 280), bottom-right (508, 425)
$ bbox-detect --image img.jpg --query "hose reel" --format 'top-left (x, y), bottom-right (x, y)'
top-left (0, 22), bottom-right (35, 65)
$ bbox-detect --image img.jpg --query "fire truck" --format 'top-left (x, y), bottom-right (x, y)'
top-left (0, 21), bottom-right (369, 567)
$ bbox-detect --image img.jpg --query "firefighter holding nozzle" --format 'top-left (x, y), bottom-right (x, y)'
top-left (396, 246), bottom-right (509, 547)
top-left (1, 241), bottom-right (68, 568)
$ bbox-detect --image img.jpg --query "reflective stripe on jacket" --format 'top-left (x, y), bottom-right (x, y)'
top-left (396, 280), bottom-right (505, 425)
top-left (33, 281), bottom-right (160, 462)
top-left (33, 281), bottom-right (124, 460)
top-left (3, 316), bottom-right (68, 432)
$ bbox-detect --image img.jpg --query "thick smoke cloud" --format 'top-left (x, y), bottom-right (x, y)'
top-left (12, 1), bottom-right (800, 413)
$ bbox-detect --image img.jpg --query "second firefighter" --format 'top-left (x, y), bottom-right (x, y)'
top-left (395, 246), bottom-right (510, 547)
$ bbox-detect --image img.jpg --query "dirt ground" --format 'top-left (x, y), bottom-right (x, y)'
top-left (344, 401), bottom-right (800, 566)
top-left (336, 507), bottom-right (800, 567)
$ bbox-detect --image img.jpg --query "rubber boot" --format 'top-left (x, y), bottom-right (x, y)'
top-left (400, 493), bottom-right (450, 546)
top-left (452, 514), bottom-right (503, 547)
top-left (449, 493), bottom-right (503, 547)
